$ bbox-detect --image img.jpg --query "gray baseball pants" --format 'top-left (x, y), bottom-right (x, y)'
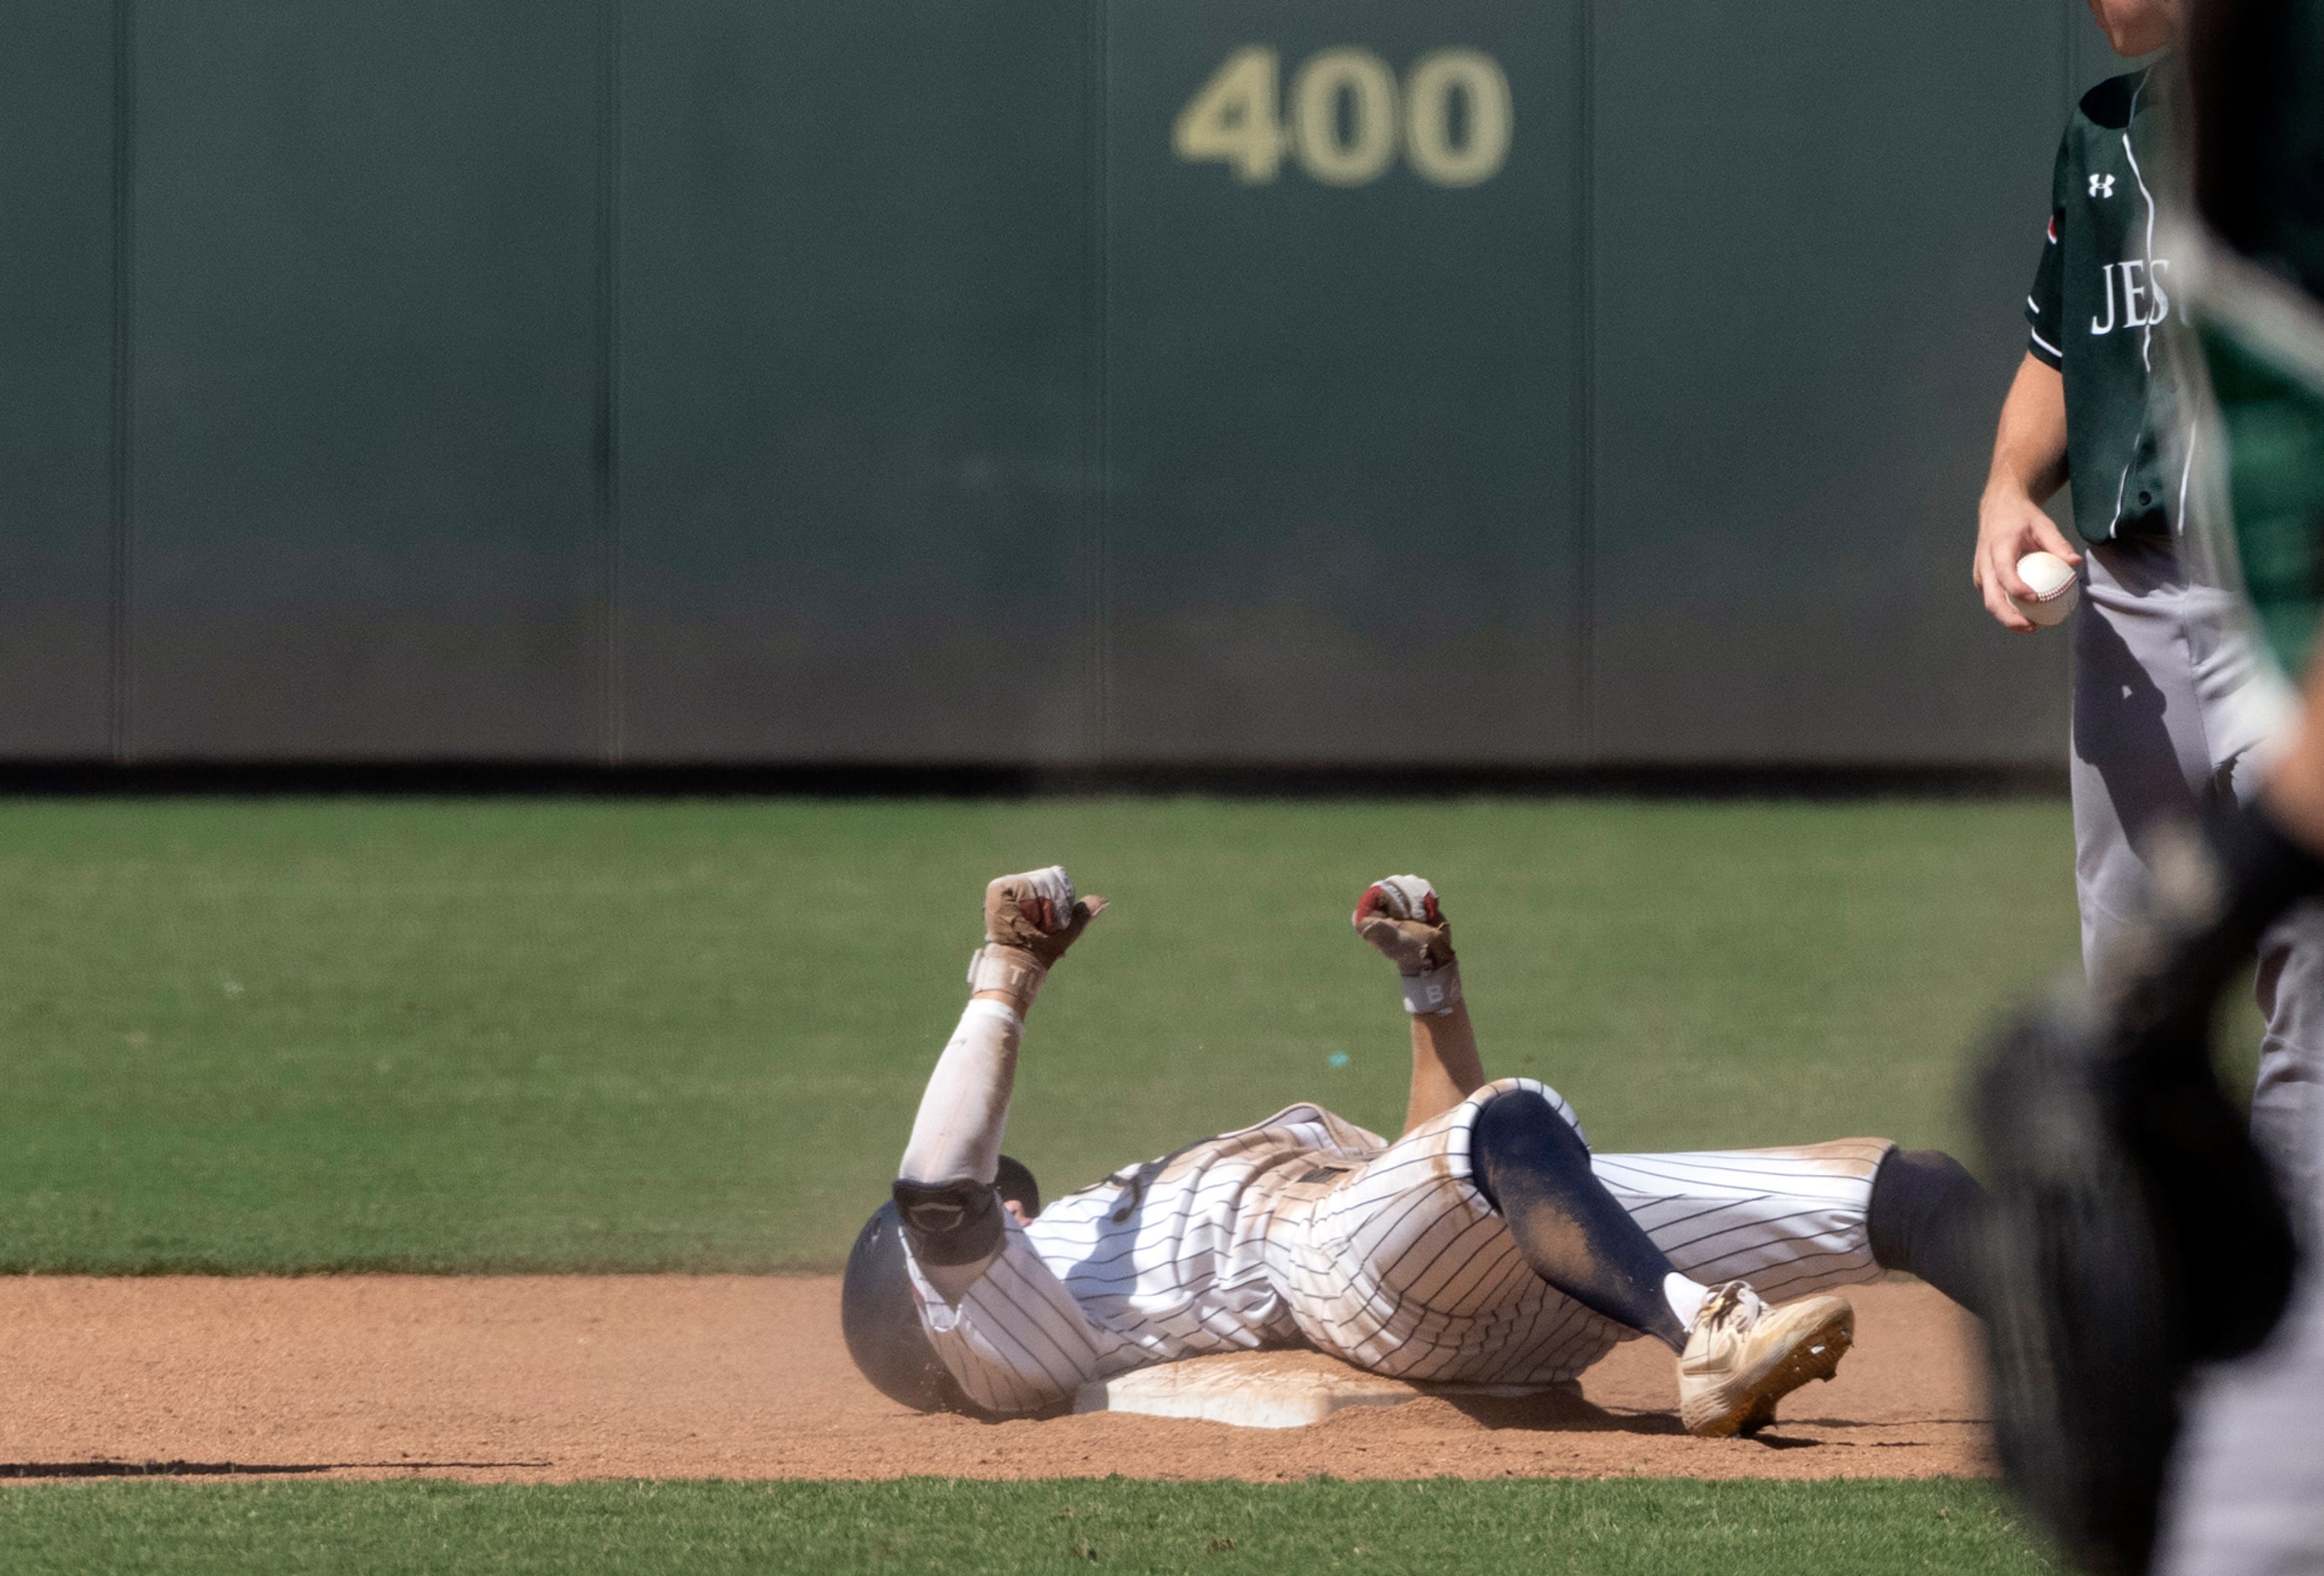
top-left (2070, 536), bottom-right (2323, 1205)
top-left (2071, 538), bottom-right (2324, 1574)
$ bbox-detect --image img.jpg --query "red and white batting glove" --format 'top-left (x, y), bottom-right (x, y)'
top-left (968, 865), bottom-right (1108, 1010)
top-left (1352, 874), bottom-right (1462, 1015)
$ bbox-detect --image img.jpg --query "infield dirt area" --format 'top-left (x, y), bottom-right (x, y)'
top-left (0, 1276), bottom-right (1987, 1485)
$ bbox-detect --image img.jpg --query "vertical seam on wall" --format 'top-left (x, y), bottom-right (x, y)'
top-left (1575, 0), bottom-right (1596, 763)
top-left (1088, 0), bottom-right (1112, 761)
top-left (109, 0), bottom-right (136, 763)
top-left (2063, 0), bottom-right (2076, 118)
top-left (596, 0), bottom-right (623, 765)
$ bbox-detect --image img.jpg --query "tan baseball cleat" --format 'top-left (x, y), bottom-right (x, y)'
top-left (1677, 1280), bottom-right (1853, 1438)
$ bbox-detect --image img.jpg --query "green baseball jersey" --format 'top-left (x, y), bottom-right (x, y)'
top-left (2204, 321), bottom-right (2324, 677)
top-left (2026, 69), bottom-right (2187, 545)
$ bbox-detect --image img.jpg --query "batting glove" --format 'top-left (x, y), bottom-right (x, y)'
top-left (967, 865), bottom-right (1108, 1009)
top-left (1352, 874), bottom-right (1455, 973)
top-left (1353, 875), bottom-right (1462, 1015)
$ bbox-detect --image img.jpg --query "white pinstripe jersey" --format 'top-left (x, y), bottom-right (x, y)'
top-left (904, 1077), bottom-right (1893, 1416)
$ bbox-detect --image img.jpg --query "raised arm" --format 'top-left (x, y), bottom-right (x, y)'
top-left (895, 865), bottom-right (1104, 1299)
top-left (1351, 875), bottom-right (1484, 1135)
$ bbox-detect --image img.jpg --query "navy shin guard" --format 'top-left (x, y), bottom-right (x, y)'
top-left (1471, 1089), bottom-right (1690, 1350)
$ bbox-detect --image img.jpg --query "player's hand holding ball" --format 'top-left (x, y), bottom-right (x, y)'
top-left (2008, 551), bottom-right (2079, 627)
top-left (983, 866), bottom-right (1107, 968)
top-left (1353, 874), bottom-right (1464, 1016)
top-left (1974, 485), bottom-right (2083, 633)
top-left (1352, 874), bottom-right (1455, 973)
top-left (967, 865), bottom-right (1108, 1013)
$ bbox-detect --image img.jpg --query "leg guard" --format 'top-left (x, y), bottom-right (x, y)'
top-left (1473, 1088), bottom-right (1688, 1350)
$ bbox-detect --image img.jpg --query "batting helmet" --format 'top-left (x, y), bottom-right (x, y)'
top-left (838, 1156), bottom-right (1040, 1417)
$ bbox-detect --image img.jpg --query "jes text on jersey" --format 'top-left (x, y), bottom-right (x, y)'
top-left (2025, 69), bottom-right (2190, 544)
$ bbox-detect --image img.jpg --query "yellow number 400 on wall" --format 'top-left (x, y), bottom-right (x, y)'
top-left (1173, 46), bottom-right (1512, 188)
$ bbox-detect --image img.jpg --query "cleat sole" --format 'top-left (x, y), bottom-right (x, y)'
top-left (1685, 1302), bottom-right (1854, 1439)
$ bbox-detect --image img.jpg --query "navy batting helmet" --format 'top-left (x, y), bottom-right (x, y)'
top-left (838, 1156), bottom-right (1040, 1416)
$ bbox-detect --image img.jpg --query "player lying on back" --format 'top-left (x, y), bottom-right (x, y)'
top-left (842, 868), bottom-right (1987, 1438)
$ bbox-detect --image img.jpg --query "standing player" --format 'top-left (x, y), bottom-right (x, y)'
top-left (1970, 4), bottom-right (2324, 1567)
top-left (842, 866), bottom-right (1988, 1438)
top-left (1972, 0), bottom-right (2324, 1194)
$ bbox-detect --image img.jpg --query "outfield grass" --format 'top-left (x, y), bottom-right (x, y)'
top-left (0, 796), bottom-right (2087, 1273)
top-left (0, 1478), bottom-right (2058, 1574)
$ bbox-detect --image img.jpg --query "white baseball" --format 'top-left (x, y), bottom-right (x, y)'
top-left (2009, 551), bottom-right (2080, 627)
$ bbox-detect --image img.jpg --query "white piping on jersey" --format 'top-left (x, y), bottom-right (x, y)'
top-left (2028, 295), bottom-right (2043, 314)
top-left (2030, 326), bottom-right (2063, 360)
top-left (2124, 75), bottom-right (2157, 375)
top-left (2175, 417), bottom-right (2197, 544)
top-left (2111, 74), bottom-right (2160, 536)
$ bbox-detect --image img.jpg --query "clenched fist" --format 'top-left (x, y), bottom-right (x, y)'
top-left (984, 866), bottom-right (1108, 968)
top-left (1352, 874), bottom-right (1455, 976)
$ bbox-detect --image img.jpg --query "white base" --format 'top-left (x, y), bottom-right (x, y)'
top-left (1073, 1349), bottom-right (1569, 1430)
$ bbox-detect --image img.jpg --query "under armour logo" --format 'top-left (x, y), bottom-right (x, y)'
top-left (2090, 174), bottom-right (2116, 199)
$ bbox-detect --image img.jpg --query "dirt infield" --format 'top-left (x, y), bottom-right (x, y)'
top-left (0, 1276), bottom-right (1988, 1484)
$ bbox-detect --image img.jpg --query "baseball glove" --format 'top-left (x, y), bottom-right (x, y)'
top-left (1977, 996), bottom-right (2186, 1576)
top-left (1977, 816), bottom-right (2306, 1574)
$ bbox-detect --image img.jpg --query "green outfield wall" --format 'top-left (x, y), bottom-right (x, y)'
top-left (0, 2), bottom-right (2134, 765)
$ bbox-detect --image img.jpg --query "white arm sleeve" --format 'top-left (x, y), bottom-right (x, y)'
top-left (899, 998), bottom-right (1023, 1187)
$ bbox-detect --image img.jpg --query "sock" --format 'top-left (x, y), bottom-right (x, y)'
top-left (1472, 1089), bottom-right (1692, 1352)
top-left (899, 999), bottom-right (1023, 1187)
top-left (1664, 1272), bottom-right (1710, 1331)
top-left (1867, 1147), bottom-right (1990, 1318)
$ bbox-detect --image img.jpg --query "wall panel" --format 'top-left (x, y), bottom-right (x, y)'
top-left (0, 2), bottom-right (2122, 767)
top-left (1102, 1), bottom-right (1586, 761)
top-left (1586, 1), bottom-right (2074, 763)
top-left (0, 2), bottom-right (116, 754)
top-left (128, 0), bottom-right (602, 758)
top-left (616, 0), bottom-right (1097, 762)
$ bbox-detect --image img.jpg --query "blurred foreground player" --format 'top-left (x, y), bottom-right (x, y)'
top-left (1975, 5), bottom-right (2324, 1570)
top-left (1976, 0), bottom-right (2324, 1208)
top-left (843, 868), bottom-right (1988, 1438)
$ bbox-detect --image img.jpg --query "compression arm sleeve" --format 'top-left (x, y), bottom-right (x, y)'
top-left (899, 998), bottom-right (1023, 1188)
top-left (895, 999), bottom-right (1025, 1303)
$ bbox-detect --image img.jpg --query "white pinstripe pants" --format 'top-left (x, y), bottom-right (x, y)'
top-left (905, 1077), bottom-right (1894, 1412)
top-left (1274, 1078), bottom-right (1892, 1386)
